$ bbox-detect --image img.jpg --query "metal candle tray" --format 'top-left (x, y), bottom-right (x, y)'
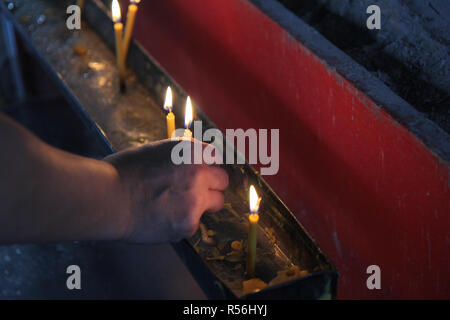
top-left (1, 0), bottom-right (337, 299)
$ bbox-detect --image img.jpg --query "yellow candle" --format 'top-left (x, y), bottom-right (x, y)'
top-left (112, 0), bottom-right (125, 92)
top-left (164, 87), bottom-right (176, 138)
top-left (246, 185), bottom-right (262, 278)
top-left (123, 0), bottom-right (141, 65)
top-left (184, 96), bottom-right (193, 139)
top-left (246, 213), bottom-right (259, 278)
top-left (184, 128), bottom-right (193, 138)
top-left (167, 112), bottom-right (176, 139)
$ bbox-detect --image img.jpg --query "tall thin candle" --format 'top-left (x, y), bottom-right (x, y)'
top-left (184, 96), bottom-right (193, 138)
top-left (164, 87), bottom-right (176, 139)
top-left (246, 185), bottom-right (261, 278)
top-left (123, 0), bottom-right (141, 65)
top-left (112, 0), bottom-right (125, 93)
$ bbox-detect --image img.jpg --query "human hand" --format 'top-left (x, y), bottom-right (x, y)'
top-left (104, 139), bottom-right (229, 243)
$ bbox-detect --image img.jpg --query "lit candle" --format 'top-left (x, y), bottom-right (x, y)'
top-left (246, 185), bottom-right (262, 278)
top-left (112, 0), bottom-right (125, 93)
top-left (184, 96), bottom-right (193, 138)
top-left (164, 86), bottom-right (176, 139)
top-left (122, 0), bottom-right (141, 65)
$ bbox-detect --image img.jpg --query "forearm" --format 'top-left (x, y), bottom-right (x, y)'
top-left (0, 113), bottom-right (130, 244)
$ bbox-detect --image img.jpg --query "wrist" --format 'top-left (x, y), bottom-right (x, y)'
top-left (101, 161), bottom-right (133, 241)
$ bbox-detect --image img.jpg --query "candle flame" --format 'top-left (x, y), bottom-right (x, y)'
top-left (249, 185), bottom-right (261, 214)
top-left (130, 0), bottom-right (141, 4)
top-left (112, 0), bottom-right (121, 23)
top-left (164, 86), bottom-right (173, 112)
top-left (185, 96), bottom-right (193, 129)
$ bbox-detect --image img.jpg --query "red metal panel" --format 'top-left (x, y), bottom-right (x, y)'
top-left (123, 0), bottom-right (449, 298)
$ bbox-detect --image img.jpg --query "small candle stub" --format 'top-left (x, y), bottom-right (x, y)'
top-left (73, 45), bottom-right (87, 56)
top-left (242, 278), bottom-right (267, 296)
top-left (167, 112), bottom-right (175, 138)
top-left (199, 223), bottom-right (215, 245)
top-left (164, 87), bottom-right (176, 138)
top-left (268, 265), bottom-right (309, 287)
top-left (231, 240), bottom-right (243, 251)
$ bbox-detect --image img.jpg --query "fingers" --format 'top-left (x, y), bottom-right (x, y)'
top-left (204, 190), bottom-right (225, 213)
top-left (190, 165), bottom-right (228, 213)
top-left (178, 190), bottom-right (224, 239)
top-left (203, 166), bottom-right (229, 191)
top-left (177, 167), bottom-right (227, 238)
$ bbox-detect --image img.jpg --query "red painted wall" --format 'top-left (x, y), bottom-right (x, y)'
top-left (122, 0), bottom-right (449, 298)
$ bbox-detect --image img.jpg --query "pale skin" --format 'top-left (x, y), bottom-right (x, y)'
top-left (0, 112), bottom-right (228, 245)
